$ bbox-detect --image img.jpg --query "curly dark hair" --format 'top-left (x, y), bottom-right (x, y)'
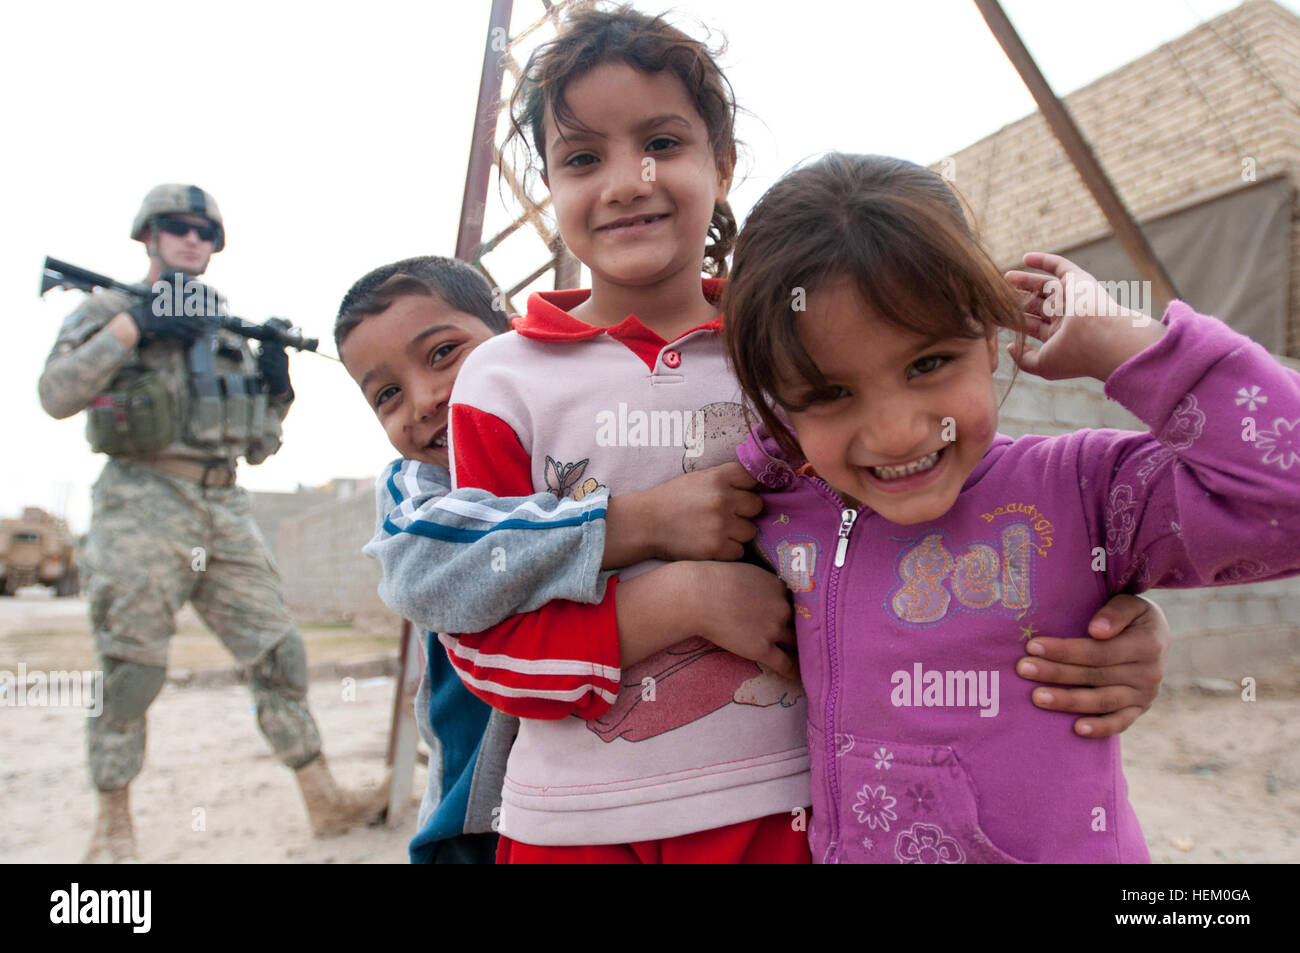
top-left (502, 2), bottom-right (739, 277)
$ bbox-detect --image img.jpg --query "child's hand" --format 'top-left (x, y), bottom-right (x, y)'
top-left (604, 462), bottom-right (762, 568)
top-left (1015, 593), bottom-right (1169, 738)
top-left (692, 561), bottom-right (799, 680)
top-left (1005, 252), bottom-right (1166, 382)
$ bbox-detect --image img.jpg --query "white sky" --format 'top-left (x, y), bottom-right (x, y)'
top-left (5, 0), bottom-right (1292, 533)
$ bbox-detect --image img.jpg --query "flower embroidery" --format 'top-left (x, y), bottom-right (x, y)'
top-left (852, 784), bottom-right (898, 831)
top-left (904, 783), bottom-right (935, 814)
top-left (757, 459), bottom-right (794, 490)
top-left (1105, 483), bottom-right (1138, 554)
top-left (835, 734), bottom-right (855, 757)
top-left (1136, 446), bottom-right (1173, 485)
top-left (1236, 386), bottom-right (1268, 411)
top-left (861, 836), bottom-right (874, 851)
top-left (1216, 559), bottom-right (1269, 583)
top-left (872, 746), bottom-right (893, 770)
top-left (1256, 418), bottom-right (1300, 471)
top-left (894, 822), bottom-right (966, 864)
top-left (1161, 394), bottom-right (1205, 451)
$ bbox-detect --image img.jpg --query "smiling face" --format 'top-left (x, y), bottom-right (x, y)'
top-left (541, 61), bottom-right (731, 293)
top-left (782, 276), bottom-right (1002, 526)
top-left (340, 293), bottom-right (496, 469)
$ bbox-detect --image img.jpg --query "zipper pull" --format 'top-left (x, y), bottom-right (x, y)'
top-left (834, 508), bottom-right (857, 567)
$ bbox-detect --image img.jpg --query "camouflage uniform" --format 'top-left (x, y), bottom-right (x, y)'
top-left (39, 285), bottom-right (320, 791)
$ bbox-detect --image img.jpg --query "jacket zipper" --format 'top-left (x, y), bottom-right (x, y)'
top-left (804, 475), bottom-right (860, 862)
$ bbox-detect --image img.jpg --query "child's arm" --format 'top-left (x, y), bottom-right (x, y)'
top-left (367, 457), bottom-right (764, 635)
top-left (365, 458), bottom-right (612, 635)
top-left (440, 402), bottom-right (795, 721)
top-left (1008, 253), bottom-right (1300, 592)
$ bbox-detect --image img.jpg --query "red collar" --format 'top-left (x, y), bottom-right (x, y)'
top-left (511, 279), bottom-right (726, 370)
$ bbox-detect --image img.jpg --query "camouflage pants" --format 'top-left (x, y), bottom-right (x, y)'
top-left (82, 459), bottom-right (320, 790)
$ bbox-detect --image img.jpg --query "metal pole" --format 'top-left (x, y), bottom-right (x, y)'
top-left (455, 0), bottom-right (515, 263)
top-left (973, 0), bottom-right (1180, 307)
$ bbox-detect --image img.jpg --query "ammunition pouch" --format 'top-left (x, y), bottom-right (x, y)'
top-left (182, 333), bottom-right (275, 456)
top-left (183, 372), bottom-right (271, 449)
top-left (86, 371), bottom-right (178, 456)
top-left (181, 373), bottom-right (268, 447)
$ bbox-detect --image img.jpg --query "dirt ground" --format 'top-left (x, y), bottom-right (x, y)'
top-left (2, 590), bottom-right (1297, 864)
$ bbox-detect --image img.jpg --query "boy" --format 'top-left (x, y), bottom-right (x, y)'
top-left (337, 257), bottom-right (615, 862)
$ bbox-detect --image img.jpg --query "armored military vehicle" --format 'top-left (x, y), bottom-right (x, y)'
top-left (0, 507), bottom-right (79, 596)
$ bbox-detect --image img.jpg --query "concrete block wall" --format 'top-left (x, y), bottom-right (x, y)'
top-left (938, 0), bottom-right (1300, 355)
top-left (268, 490), bottom-right (397, 634)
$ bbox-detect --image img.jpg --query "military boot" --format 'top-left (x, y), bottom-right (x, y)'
top-left (294, 754), bottom-right (391, 837)
top-left (83, 787), bottom-right (138, 863)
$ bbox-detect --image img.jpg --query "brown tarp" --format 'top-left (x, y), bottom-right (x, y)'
top-left (1058, 175), bottom-right (1294, 354)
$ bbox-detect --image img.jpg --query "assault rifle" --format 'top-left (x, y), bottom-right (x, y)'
top-left (40, 256), bottom-right (327, 356)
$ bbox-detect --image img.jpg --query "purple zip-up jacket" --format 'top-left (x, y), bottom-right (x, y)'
top-left (736, 303), bottom-right (1300, 863)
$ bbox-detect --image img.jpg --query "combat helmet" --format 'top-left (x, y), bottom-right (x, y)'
top-left (130, 184), bottom-right (225, 252)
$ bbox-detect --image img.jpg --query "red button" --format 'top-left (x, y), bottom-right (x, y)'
top-left (663, 350), bottom-right (681, 368)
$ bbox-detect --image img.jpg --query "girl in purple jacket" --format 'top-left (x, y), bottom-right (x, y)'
top-left (722, 152), bottom-right (1300, 863)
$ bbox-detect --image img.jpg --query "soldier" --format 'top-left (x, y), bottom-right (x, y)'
top-left (38, 184), bottom-right (388, 863)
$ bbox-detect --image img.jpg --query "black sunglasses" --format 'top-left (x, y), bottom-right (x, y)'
top-left (155, 215), bottom-right (220, 242)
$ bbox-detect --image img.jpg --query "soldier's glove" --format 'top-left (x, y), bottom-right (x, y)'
top-left (129, 275), bottom-right (208, 344)
top-left (257, 317), bottom-right (294, 401)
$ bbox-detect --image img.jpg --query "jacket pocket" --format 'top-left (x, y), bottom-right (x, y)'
top-left (832, 736), bottom-right (1025, 864)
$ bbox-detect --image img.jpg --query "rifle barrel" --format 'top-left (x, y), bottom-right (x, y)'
top-left (41, 256), bottom-right (320, 353)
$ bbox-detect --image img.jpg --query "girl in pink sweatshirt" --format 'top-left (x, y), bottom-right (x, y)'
top-left (722, 152), bottom-right (1300, 863)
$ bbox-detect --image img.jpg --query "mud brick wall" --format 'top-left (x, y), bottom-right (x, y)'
top-left (938, 0), bottom-right (1300, 356)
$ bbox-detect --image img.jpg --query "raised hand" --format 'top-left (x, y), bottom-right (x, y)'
top-left (1004, 252), bottom-right (1166, 383)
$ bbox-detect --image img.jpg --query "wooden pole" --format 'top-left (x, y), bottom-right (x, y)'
top-left (973, 0), bottom-right (1180, 308)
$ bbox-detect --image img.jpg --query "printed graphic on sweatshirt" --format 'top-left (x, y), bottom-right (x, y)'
top-left (775, 537), bottom-right (819, 595)
top-left (587, 637), bottom-right (803, 743)
top-left (543, 456), bottom-right (606, 502)
top-left (680, 401), bottom-right (749, 472)
top-left (888, 523), bottom-right (1035, 626)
